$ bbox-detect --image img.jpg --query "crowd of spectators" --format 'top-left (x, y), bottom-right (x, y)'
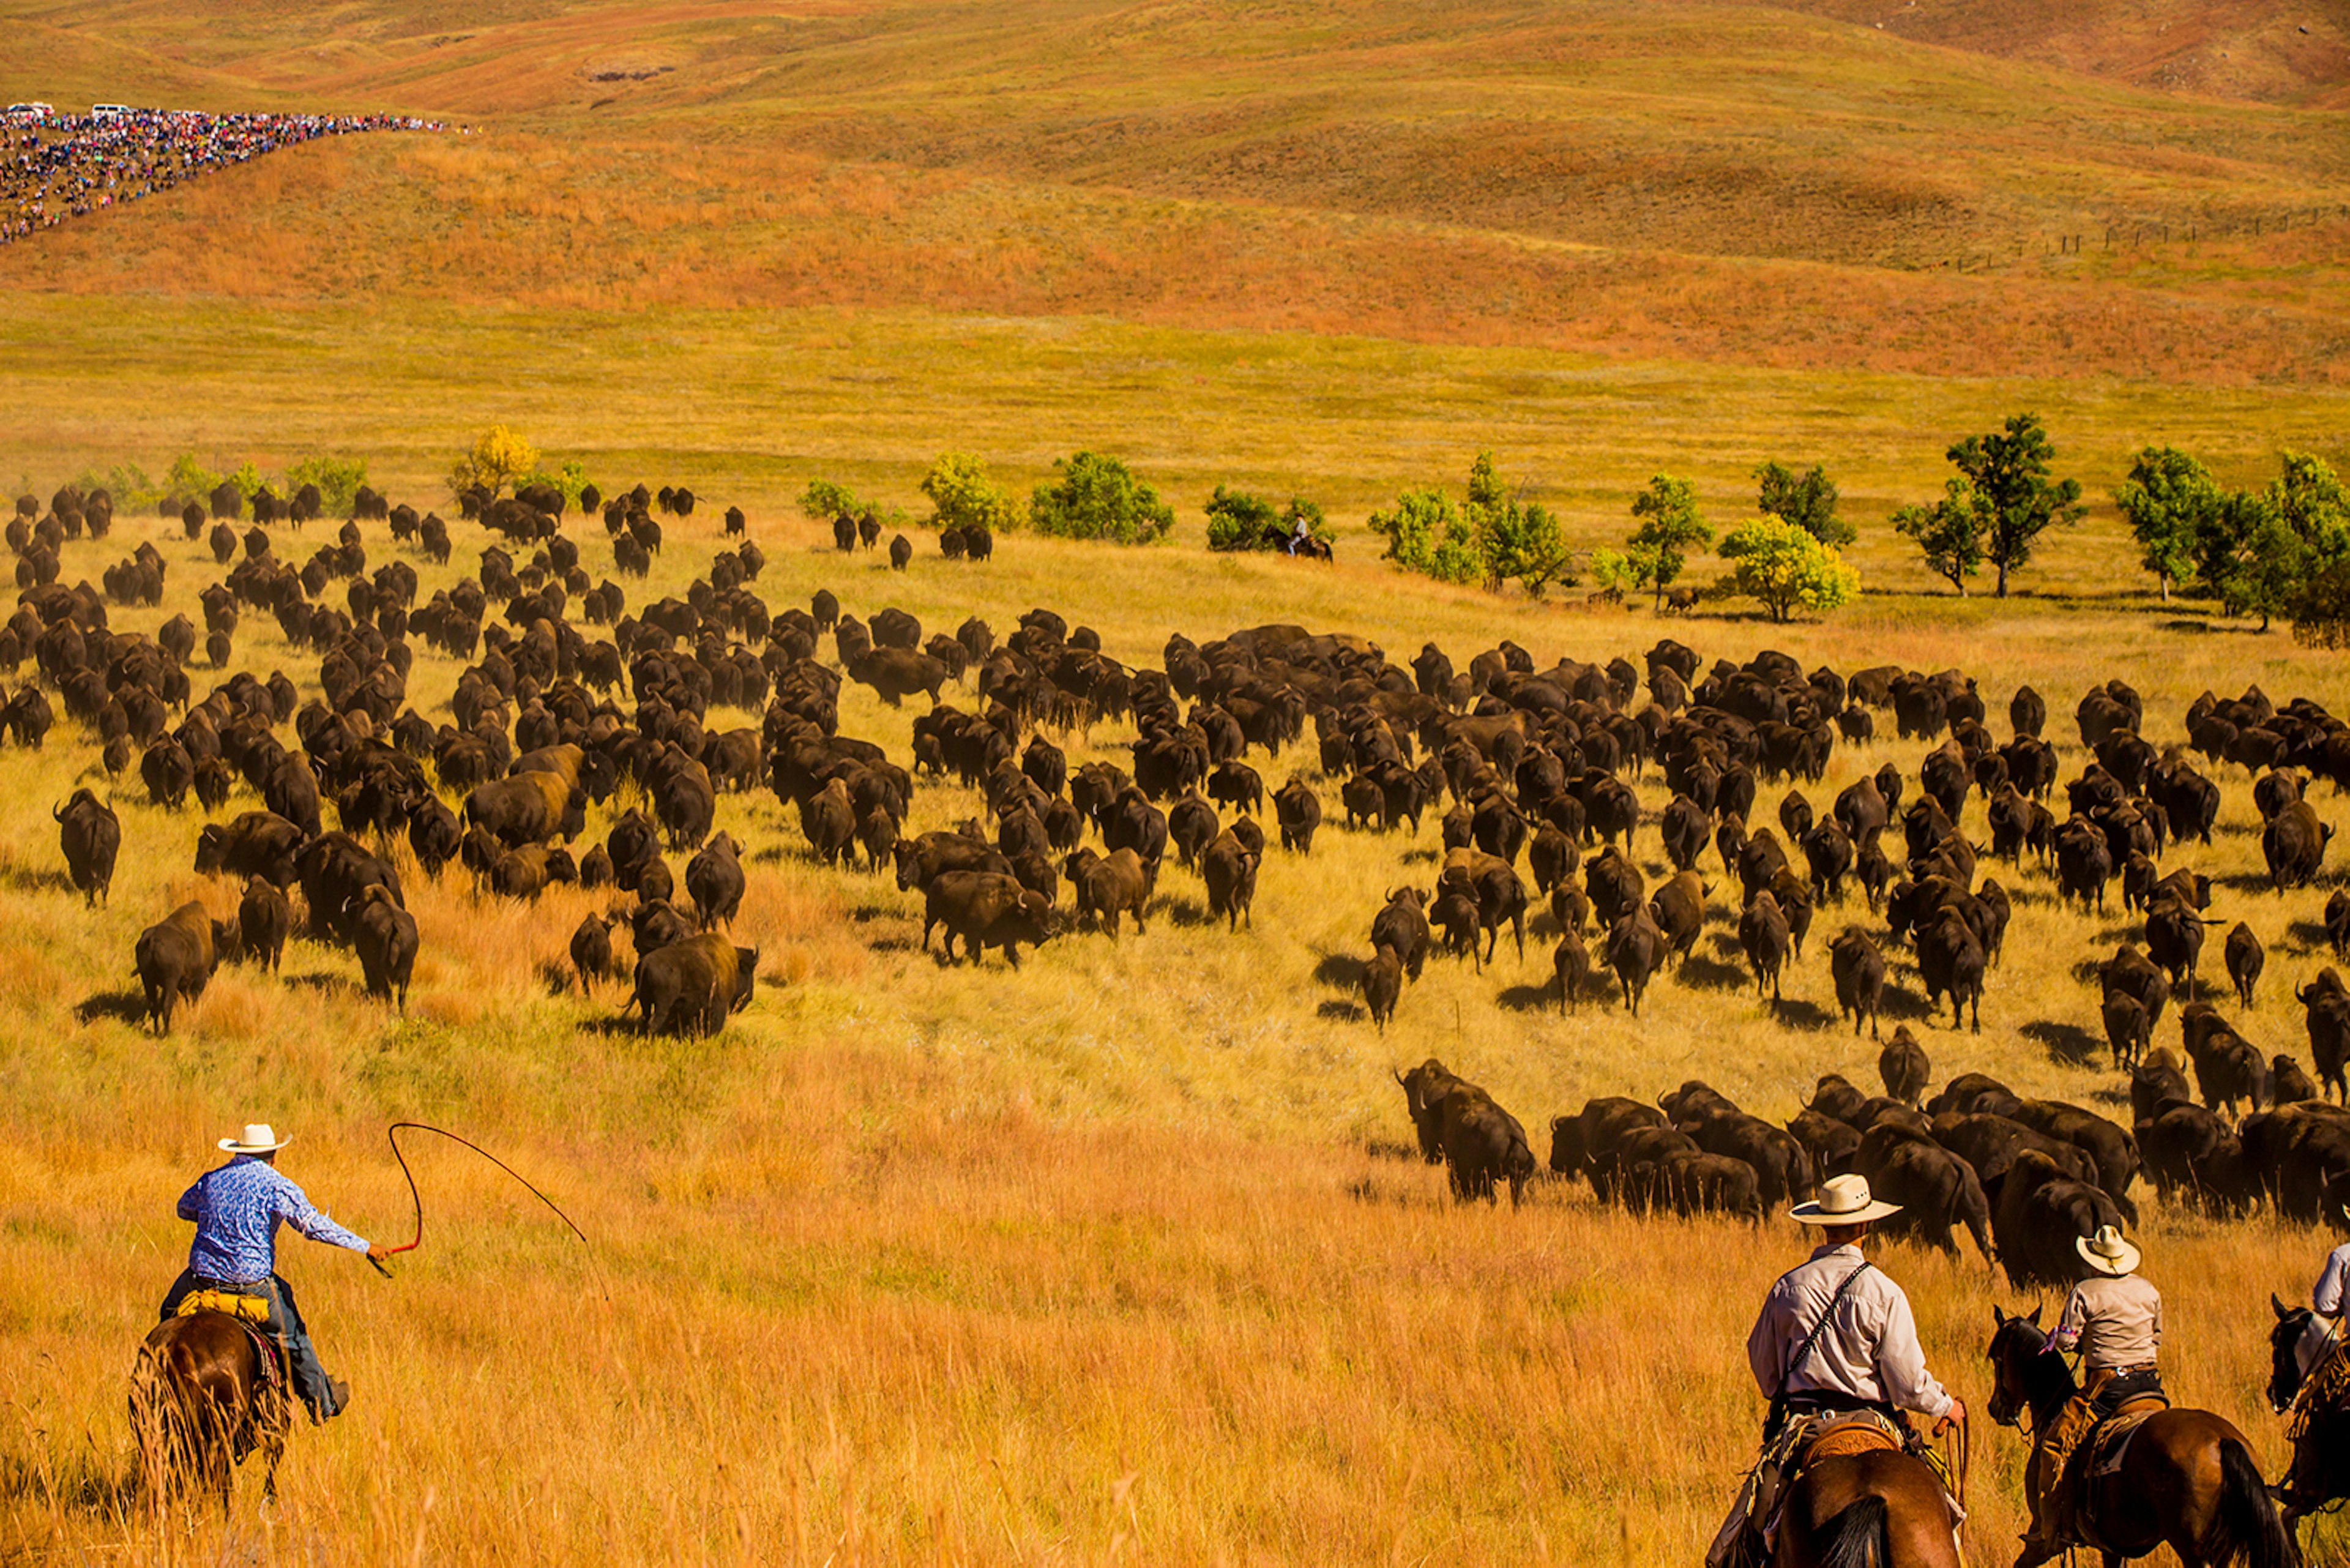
top-left (2, 105), bottom-right (447, 244)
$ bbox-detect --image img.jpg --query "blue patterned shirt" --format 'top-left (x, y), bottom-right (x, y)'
top-left (177, 1156), bottom-right (370, 1283)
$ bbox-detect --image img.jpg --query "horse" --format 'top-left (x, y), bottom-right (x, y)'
top-left (1987, 1305), bottom-right (2297, 1568)
top-left (129, 1309), bottom-right (291, 1506)
top-left (1770, 1445), bottom-right (1963, 1567)
top-left (2266, 1294), bottom-right (2349, 1544)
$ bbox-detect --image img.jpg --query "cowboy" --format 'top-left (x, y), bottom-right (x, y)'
top-left (2316, 1233), bottom-right (2350, 1316)
top-left (1707, 1174), bottom-right (1964, 1568)
top-left (2021, 1223), bottom-right (2164, 1556)
top-left (159, 1123), bottom-right (386, 1422)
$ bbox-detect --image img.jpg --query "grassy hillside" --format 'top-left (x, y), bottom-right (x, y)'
top-left (2, 413), bottom-right (2350, 1559)
top-left (3, 1), bottom-right (2349, 1561)
top-left (3, 0), bottom-right (2347, 381)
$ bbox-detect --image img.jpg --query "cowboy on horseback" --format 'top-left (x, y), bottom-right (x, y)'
top-left (1708, 1173), bottom-right (1966, 1568)
top-left (2018, 1223), bottom-right (2165, 1559)
top-left (159, 1122), bottom-right (386, 1423)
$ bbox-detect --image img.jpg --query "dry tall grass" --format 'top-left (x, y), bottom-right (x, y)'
top-left (2, 479), bottom-right (2350, 1562)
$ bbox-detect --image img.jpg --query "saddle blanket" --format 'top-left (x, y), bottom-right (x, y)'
top-left (176, 1288), bottom-right (269, 1324)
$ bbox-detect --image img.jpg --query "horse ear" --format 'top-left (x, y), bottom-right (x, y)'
top-left (1992, 1305), bottom-right (2007, 1327)
top-left (2026, 1303), bottom-right (2043, 1327)
top-left (2275, 1293), bottom-right (2292, 1321)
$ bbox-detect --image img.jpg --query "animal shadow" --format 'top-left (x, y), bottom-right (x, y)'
top-left (1496, 982), bottom-right (1559, 1013)
top-left (2215, 871), bottom-right (2281, 897)
top-left (1313, 952), bottom-right (1365, 988)
top-left (1878, 983), bottom-right (1936, 1021)
top-left (1162, 897), bottom-right (1212, 929)
top-left (1770, 998), bottom-right (1838, 1032)
top-left (73, 990), bottom-right (147, 1025)
top-left (1317, 999), bottom-right (1366, 1022)
top-left (2020, 1018), bottom-right (2102, 1067)
top-left (1676, 950), bottom-right (1751, 995)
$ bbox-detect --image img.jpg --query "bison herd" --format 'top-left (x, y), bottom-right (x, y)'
top-left (13, 463), bottom-right (2350, 1264)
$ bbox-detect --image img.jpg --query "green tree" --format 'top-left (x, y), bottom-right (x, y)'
top-left (1464, 451), bottom-right (1570, 595)
top-left (447, 425), bottom-right (539, 501)
top-left (1029, 452), bottom-right (1175, 544)
top-left (1369, 487), bottom-right (1477, 583)
top-left (1755, 460), bottom-right (1851, 547)
top-left (2112, 446), bottom-right (2216, 600)
top-left (2190, 487), bottom-right (2294, 629)
top-left (920, 453), bottom-right (1015, 536)
top-left (798, 477), bottom-right (863, 521)
top-left (1944, 412), bottom-right (2084, 597)
top-left (1892, 479), bottom-right (1983, 595)
top-left (1717, 518), bottom-right (1860, 623)
top-left (1627, 475), bottom-right (1713, 611)
top-left (286, 455), bottom-right (370, 514)
top-left (226, 461), bottom-right (264, 502)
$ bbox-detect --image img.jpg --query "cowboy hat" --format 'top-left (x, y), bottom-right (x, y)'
top-left (2076, 1224), bottom-right (2141, 1277)
top-left (218, 1123), bottom-right (291, 1154)
top-left (1791, 1173), bottom-right (1901, 1226)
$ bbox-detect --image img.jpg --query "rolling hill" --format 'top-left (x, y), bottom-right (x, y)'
top-left (2, 0), bottom-right (2345, 381)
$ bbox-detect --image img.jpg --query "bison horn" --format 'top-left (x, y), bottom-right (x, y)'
top-left (1391, 1067), bottom-right (1406, 1087)
top-left (50, 799), bottom-right (64, 822)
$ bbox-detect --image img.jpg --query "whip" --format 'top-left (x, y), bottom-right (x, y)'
top-left (372, 1122), bottom-right (604, 1298)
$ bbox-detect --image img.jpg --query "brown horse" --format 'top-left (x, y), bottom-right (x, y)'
top-left (2266, 1295), bottom-right (2349, 1548)
top-left (130, 1310), bottom-right (290, 1506)
top-left (1987, 1306), bottom-right (2297, 1568)
top-left (1772, 1447), bottom-right (1963, 1567)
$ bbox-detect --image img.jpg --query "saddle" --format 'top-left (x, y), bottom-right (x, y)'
top-left (2067, 1395), bottom-right (2171, 1554)
top-left (2289, 1338), bottom-right (2350, 1441)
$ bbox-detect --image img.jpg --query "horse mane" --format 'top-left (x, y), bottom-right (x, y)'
top-left (1995, 1315), bottom-right (2075, 1419)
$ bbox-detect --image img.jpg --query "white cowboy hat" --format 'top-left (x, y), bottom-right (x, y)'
top-left (2077, 1224), bottom-right (2141, 1277)
top-left (1791, 1173), bottom-right (1901, 1226)
top-left (218, 1123), bottom-right (291, 1154)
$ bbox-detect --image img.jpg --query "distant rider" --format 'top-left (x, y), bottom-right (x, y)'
top-left (1707, 1173), bottom-right (1964, 1568)
top-left (159, 1122), bottom-right (386, 1422)
top-left (2021, 1223), bottom-right (2163, 1558)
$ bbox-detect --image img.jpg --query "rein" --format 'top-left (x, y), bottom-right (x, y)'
top-left (378, 1122), bottom-right (605, 1299)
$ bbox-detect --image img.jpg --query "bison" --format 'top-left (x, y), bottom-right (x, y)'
top-left (135, 900), bottom-right (231, 1032)
top-left (55, 790), bottom-right (121, 906)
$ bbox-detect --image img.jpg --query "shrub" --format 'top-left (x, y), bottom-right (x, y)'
top-left (799, 478), bottom-right (863, 521)
top-left (161, 453), bottom-right (222, 506)
top-left (1029, 452), bottom-right (1175, 544)
top-left (72, 462), bottom-right (158, 509)
top-left (517, 459), bottom-right (591, 510)
top-left (1717, 518), bottom-right (1860, 622)
top-left (1371, 454), bottom-right (1567, 594)
top-left (921, 453), bottom-right (1016, 536)
top-left (286, 455), bottom-right (371, 515)
top-left (447, 425), bottom-right (539, 501)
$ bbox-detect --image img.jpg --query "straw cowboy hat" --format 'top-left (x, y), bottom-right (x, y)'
top-left (1791, 1173), bottom-right (1901, 1226)
top-left (2076, 1224), bottom-right (2142, 1277)
top-left (219, 1123), bottom-right (291, 1154)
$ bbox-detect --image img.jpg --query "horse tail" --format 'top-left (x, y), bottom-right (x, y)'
top-left (1813, 1493), bottom-right (1889, 1568)
top-left (2205, 1436), bottom-right (2296, 1568)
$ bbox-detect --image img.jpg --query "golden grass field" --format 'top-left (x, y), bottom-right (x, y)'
top-left (4, 1), bottom-right (2350, 1562)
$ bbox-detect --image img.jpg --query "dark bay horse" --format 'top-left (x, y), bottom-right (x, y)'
top-left (130, 1309), bottom-right (290, 1506)
top-left (1988, 1305), bottom-right (2297, 1568)
top-left (2267, 1294), bottom-right (2349, 1545)
top-left (1772, 1447), bottom-right (1963, 1567)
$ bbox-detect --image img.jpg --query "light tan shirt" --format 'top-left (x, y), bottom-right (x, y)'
top-left (2056, 1273), bottom-right (2162, 1370)
top-left (1747, 1243), bottom-right (1954, 1419)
